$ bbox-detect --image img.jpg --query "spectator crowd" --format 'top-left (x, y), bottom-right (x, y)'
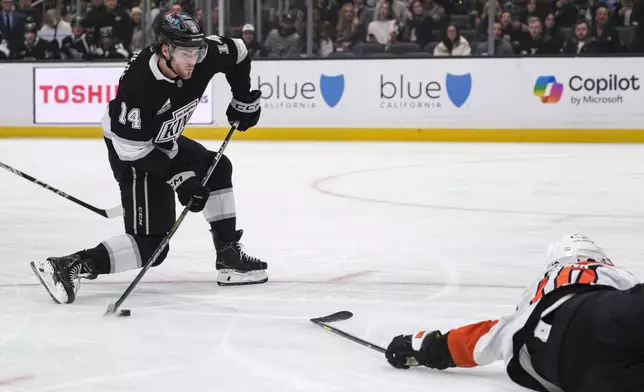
top-left (0, 0), bottom-right (642, 60)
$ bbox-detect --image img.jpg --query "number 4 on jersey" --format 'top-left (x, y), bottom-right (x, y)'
top-left (118, 102), bottom-right (142, 129)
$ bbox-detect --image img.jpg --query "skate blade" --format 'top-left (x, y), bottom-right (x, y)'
top-left (216, 269), bottom-right (268, 286)
top-left (30, 261), bottom-right (61, 304)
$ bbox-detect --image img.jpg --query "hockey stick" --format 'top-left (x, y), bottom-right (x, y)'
top-left (104, 122), bottom-right (239, 317)
top-left (0, 160), bottom-right (123, 219)
top-left (310, 311), bottom-right (387, 354)
top-left (311, 311), bottom-right (419, 366)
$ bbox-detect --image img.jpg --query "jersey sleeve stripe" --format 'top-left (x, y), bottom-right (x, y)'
top-left (231, 38), bottom-right (248, 64)
top-left (102, 111), bottom-right (156, 162)
top-left (447, 320), bottom-right (499, 368)
top-left (110, 135), bottom-right (156, 162)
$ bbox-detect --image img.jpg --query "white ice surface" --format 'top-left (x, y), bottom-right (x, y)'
top-left (1, 140), bottom-right (644, 392)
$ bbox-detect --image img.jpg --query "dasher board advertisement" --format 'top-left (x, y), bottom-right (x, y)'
top-left (34, 66), bottom-right (213, 125)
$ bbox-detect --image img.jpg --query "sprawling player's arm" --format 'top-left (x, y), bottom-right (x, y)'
top-left (410, 319), bottom-right (502, 369)
top-left (391, 311), bottom-right (526, 372)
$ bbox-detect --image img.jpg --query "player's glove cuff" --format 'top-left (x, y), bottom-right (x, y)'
top-left (226, 90), bottom-right (262, 131)
top-left (167, 171), bottom-right (196, 191)
top-left (413, 330), bottom-right (456, 370)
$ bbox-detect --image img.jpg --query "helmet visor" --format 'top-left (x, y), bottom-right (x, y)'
top-left (168, 42), bottom-right (207, 64)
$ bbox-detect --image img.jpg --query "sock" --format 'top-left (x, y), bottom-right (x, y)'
top-left (210, 217), bottom-right (236, 243)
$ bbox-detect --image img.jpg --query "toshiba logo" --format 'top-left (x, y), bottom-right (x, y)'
top-left (39, 85), bottom-right (119, 104)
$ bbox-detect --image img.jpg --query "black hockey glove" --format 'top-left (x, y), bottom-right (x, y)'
top-left (226, 90), bottom-right (261, 131)
top-left (386, 331), bottom-right (455, 370)
top-left (386, 335), bottom-right (421, 369)
top-left (175, 177), bottom-right (209, 213)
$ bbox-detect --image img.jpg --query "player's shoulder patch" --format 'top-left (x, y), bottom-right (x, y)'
top-left (205, 35), bottom-right (223, 43)
top-left (205, 35), bottom-right (247, 64)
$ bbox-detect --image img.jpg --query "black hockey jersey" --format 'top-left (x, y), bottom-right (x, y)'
top-left (60, 34), bottom-right (94, 60)
top-left (102, 35), bottom-right (250, 181)
top-left (93, 42), bottom-right (130, 59)
top-left (13, 38), bottom-right (53, 60)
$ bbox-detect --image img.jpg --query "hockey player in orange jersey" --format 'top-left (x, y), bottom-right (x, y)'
top-left (385, 234), bottom-right (643, 392)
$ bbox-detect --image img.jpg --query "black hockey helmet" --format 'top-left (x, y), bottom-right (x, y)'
top-left (70, 15), bottom-right (84, 28)
top-left (24, 22), bottom-right (38, 34)
top-left (157, 12), bottom-right (207, 63)
top-left (160, 12), bottom-right (205, 48)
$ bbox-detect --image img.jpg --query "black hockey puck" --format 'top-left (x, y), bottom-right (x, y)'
top-left (118, 309), bottom-right (131, 317)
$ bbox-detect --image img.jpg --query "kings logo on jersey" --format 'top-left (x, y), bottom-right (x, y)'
top-left (155, 99), bottom-right (199, 143)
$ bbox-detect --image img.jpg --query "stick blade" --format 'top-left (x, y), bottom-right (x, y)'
top-left (310, 311), bottom-right (354, 323)
top-left (105, 206), bottom-right (123, 219)
top-left (104, 302), bottom-right (117, 316)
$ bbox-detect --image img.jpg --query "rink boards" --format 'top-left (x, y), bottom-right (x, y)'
top-left (1, 57), bottom-right (643, 142)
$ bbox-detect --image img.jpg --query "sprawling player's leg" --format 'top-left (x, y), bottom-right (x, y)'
top-left (177, 136), bottom-right (268, 286)
top-left (32, 168), bottom-right (175, 304)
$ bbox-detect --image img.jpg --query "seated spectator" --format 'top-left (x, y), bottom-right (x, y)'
top-left (367, 1), bottom-right (398, 45)
top-left (443, 0), bottom-right (468, 14)
top-left (401, 0), bottom-right (435, 48)
top-left (604, 0), bottom-right (619, 13)
top-left (130, 7), bottom-right (153, 52)
top-left (563, 19), bottom-right (600, 53)
top-left (519, 16), bottom-right (560, 54)
top-left (315, 0), bottom-right (335, 27)
top-left (591, 4), bottom-right (623, 52)
top-left (520, 0), bottom-right (542, 24)
top-left (631, 0), bottom-right (644, 52)
top-left (16, 0), bottom-right (39, 29)
top-left (543, 13), bottom-right (564, 51)
top-left (315, 21), bottom-right (335, 57)
top-left (93, 25), bottom-right (129, 59)
top-left (1, 0), bottom-right (26, 54)
top-left (422, 0), bottom-right (446, 26)
top-left (241, 23), bottom-right (267, 58)
top-left (475, 0), bottom-right (502, 41)
top-left (60, 16), bottom-right (94, 60)
top-left (0, 30), bottom-right (9, 58)
top-left (374, 0), bottom-right (408, 26)
top-left (354, 0), bottom-right (374, 26)
top-left (477, 21), bottom-right (514, 55)
top-left (104, 0), bottom-right (133, 48)
top-left (434, 23), bottom-right (472, 55)
top-left (336, 2), bottom-right (362, 51)
top-left (577, 0), bottom-right (597, 25)
top-left (500, 11), bottom-right (524, 50)
top-left (554, 0), bottom-right (578, 28)
top-left (38, 9), bottom-right (71, 49)
top-left (615, 0), bottom-right (636, 26)
top-left (471, 0), bottom-right (499, 20)
top-left (265, 12), bottom-right (301, 57)
top-left (13, 22), bottom-right (54, 59)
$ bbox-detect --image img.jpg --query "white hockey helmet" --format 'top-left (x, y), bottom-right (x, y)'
top-left (546, 234), bottom-right (613, 268)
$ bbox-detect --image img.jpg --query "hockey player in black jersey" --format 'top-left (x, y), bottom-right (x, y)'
top-left (31, 12), bottom-right (268, 304)
top-left (14, 22), bottom-right (54, 60)
top-left (93, 26), bottom-right (130, 59)
top-left (60, 17), bottom-right (94, 60)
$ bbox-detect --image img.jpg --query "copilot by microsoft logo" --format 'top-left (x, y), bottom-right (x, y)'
top-left (534, 74), bottom-right (640, 105)
top-left (534, 76), bottom-right (563, 104)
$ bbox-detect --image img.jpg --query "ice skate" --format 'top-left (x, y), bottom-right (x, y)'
top-left (213, 230), bottom-right (268, 286)
top-left (30, 252), bottom-right (97, 304)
